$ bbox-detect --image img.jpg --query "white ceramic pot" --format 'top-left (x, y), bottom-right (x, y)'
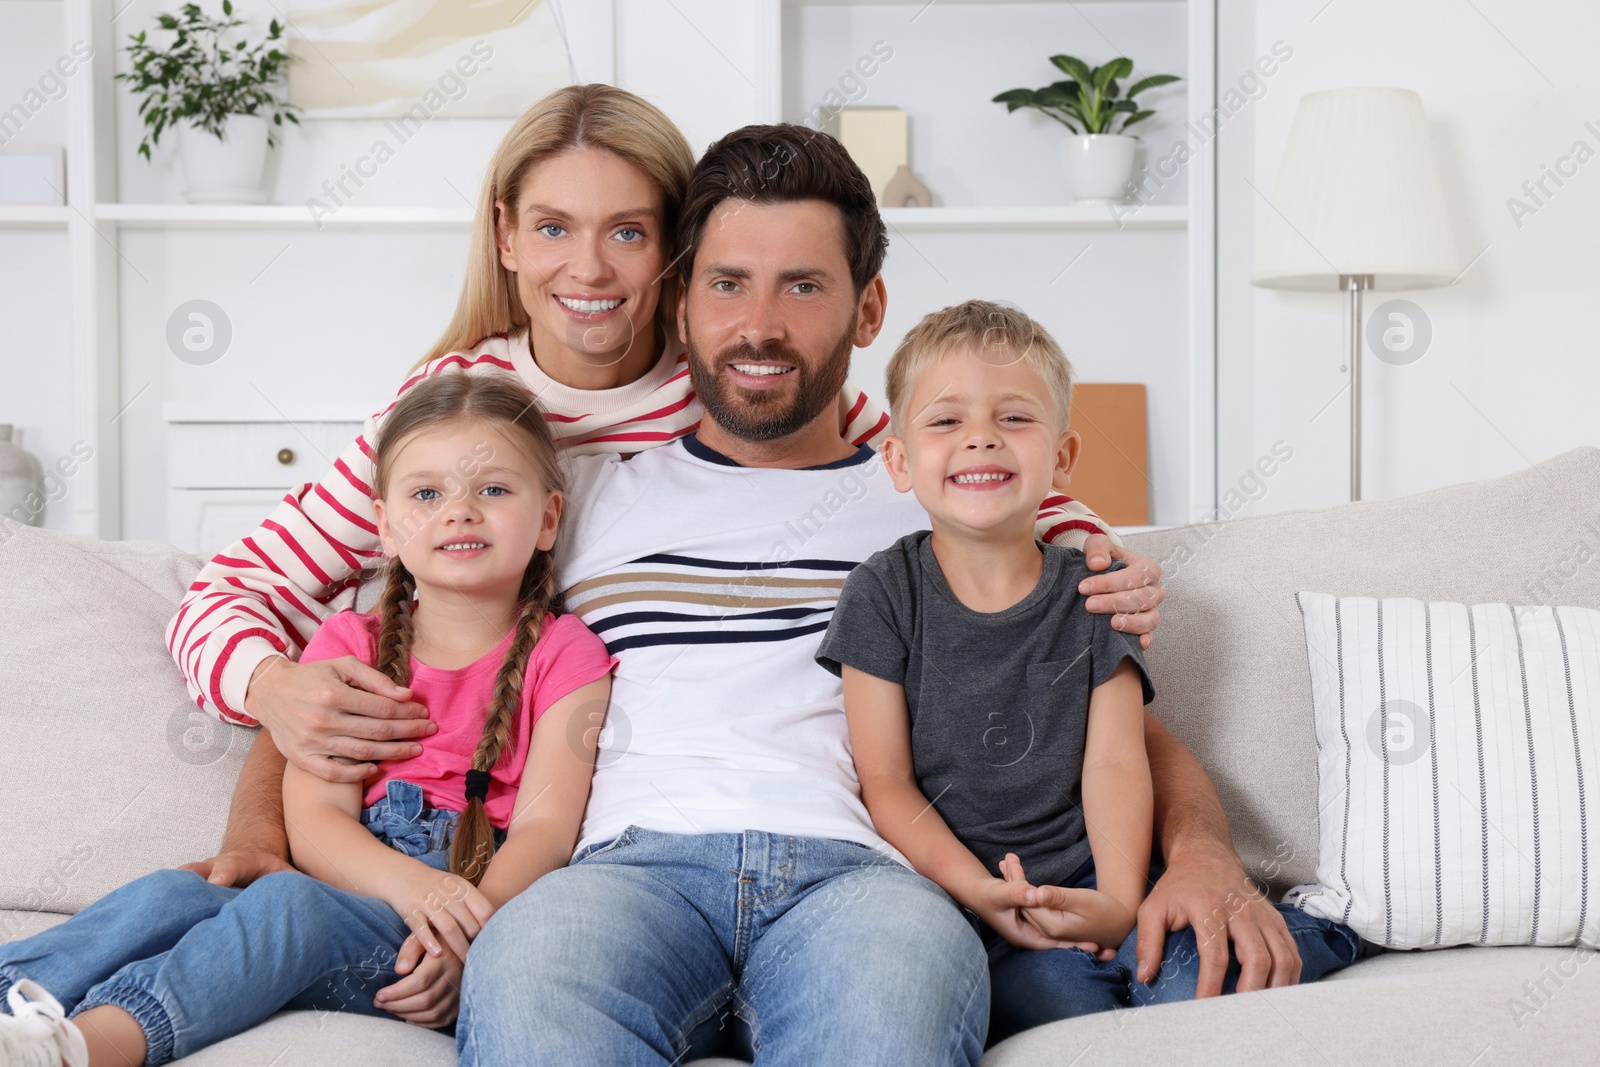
top-left (178, 113), bottom-right (270, 204)
top-left (0, 424), bottom-right (46, 527)
top-left (1061, 134), bottom-right (1139, 202)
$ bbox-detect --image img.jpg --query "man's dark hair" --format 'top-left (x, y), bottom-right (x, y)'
top-left (676, 124), bottom-right (889, 294)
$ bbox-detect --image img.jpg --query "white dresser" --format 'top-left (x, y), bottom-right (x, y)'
top-left (164, 402), bottom-right (365, 557)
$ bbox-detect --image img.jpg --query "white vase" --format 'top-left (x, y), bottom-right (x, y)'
top-left (1061, 134), bottom-right (1139, 203)
top-left (0, 424), bottom-right (46, 527)
top-left (178, 113), bottom-right (270, 204)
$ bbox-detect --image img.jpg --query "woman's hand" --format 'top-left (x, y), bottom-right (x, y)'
top-left (1078, 535), bottom-right (1164, 649)
top-left (375, 933), bottom-right (466, 1028)
top-left (245, 654), bottom-right (438, 783)
top-left (384, 866), bottom-right (497, 965)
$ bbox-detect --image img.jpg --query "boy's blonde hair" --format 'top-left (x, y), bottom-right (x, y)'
top-left (885, 300), bottom-right (1075, 437)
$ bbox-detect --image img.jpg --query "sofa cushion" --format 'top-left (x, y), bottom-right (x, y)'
top-left (1123, 447), bottom-right (1600, 897)
top-left (0, 516), bottom-right (252, 915)
top-left (1292, 593), bottom-right (1600, 948)
top-left (983, 944), bottom-right (1596, 1064)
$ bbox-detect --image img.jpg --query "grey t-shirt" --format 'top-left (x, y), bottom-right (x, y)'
top-left (815, 530), bottom-right (1154, 889)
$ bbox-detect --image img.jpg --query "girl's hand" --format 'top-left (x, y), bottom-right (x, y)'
top-left (375, 933), bottom-right (464, 1028)
top-left (385, 866), bottom-right (497, 963)
top-left (1001, 854), bottom-right (1129, 958)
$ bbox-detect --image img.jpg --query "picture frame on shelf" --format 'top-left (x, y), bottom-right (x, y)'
top-left (0, 145), bottom-right (65, 205)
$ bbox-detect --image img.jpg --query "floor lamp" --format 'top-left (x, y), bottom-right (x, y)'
top-left (1251, 88), bottom-right (1460, 502)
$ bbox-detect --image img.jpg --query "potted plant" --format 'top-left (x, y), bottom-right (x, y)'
top-left (994, 56), bottom-right (1180, 202)
top-left (117, 1), bottom-right (300, 204)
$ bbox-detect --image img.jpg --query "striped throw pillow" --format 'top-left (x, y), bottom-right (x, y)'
top-left (1289, 592), bottom-right (1599, 949)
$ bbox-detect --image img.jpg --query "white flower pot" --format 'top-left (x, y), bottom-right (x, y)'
top-left (178, 114), bottom-right (269, 204)
top-left (1061, 134), bottom-right (1139, 203)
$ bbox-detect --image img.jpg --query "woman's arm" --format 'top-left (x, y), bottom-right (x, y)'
top-left (475, 676), bottom-right (612, 911)
top-left (841, 666), bottom-right (1075, 951)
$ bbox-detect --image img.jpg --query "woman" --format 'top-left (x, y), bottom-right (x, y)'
top-left (166, 83), bottom-right (1123, 781)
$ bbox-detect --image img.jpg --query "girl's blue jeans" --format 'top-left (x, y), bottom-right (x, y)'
top-left (0, 780), bottom-right (502, 1065)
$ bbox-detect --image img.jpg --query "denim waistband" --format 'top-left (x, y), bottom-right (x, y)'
top-left (360, 779), bottom-right (507, 871)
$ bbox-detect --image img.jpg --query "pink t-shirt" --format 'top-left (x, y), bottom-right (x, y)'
top-left (298, 609), bottom-right (617, 829)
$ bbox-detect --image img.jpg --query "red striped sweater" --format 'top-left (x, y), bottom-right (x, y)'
top-left (166, 331), bottom-right (1114, 725)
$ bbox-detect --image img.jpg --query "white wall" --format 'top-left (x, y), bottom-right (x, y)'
top-left (0, 0), bottom-right (76, 532)
top-left (1216, 0), bottom-right (1600, 518)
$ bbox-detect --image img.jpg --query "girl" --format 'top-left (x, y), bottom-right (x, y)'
top-left (0, 373), bottom-right (617, 1067)
top-left (163, 82), bottom-right (1118, 782)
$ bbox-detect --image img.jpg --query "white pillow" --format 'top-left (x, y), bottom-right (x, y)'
top-left (1290, 592), bottom-right (1599, 949)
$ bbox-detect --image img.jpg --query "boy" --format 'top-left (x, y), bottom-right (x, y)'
top-left (814, 300), bottom-right (1156, 1043)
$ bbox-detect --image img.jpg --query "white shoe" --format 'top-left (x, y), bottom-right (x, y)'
top-left (0, 980), bottom-right (90, 1067)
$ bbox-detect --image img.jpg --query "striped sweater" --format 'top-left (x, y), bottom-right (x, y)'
top-left (166, 330), bottom-right (1114, 726)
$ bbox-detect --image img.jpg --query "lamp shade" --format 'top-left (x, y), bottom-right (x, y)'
top-left (1252, 88), bottom-right (1460, 291)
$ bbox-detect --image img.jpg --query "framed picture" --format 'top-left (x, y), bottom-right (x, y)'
top-left (0, 145), bottom-right (65, 205)
top-left (284, 0), bottom-right (575, 119)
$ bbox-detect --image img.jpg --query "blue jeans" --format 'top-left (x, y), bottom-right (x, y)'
top-left (0, 780), bottom-right (500, 1065)
top-left (981, 857), bottom-right (1362, 1045)
top-left (456, 827), bottom-right (988, 1067)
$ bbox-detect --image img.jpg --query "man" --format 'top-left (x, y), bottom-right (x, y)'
top-left (450, 125), bottom-right (1309, 1065)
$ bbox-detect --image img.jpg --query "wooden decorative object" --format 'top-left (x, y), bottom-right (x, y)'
top-left (1066, 383), bottom-right (1149, 526)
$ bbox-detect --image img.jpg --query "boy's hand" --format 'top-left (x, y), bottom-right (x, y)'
top-left (967, 874), bottom-right (1088, 952)
top-left (1001, 854), bottom-right (1122, 959)
top-left (384, 867), bottom-right (497, 964)
top-left (375, 933), bottom-right (464, 1028)
top-left (1078, 535), bottom-right (1164, 649)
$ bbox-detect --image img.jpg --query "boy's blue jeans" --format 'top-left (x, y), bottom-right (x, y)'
top-left (0, 780), bottom-right (500, 1065)
top-left (981, 856), bottom-right (1363, 1045)
top-left (456, 826), bottom-right (990, 1067)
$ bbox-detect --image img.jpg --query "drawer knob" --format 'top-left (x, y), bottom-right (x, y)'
top-left (277, 448), bottom-right (295, 466)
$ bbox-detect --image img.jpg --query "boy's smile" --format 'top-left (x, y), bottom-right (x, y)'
top-left (882, 347), bottom-right (1079, 543)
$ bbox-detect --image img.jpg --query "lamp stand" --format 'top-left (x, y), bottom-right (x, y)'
top-left (1343, 274), bottom-right (1373, 502)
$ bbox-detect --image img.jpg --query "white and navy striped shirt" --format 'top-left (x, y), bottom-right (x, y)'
top-left (559, 433), bottom-right (934, 852)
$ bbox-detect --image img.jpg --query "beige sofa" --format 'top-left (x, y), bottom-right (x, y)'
top-left (3, 447), bottom-right (1597, 1065)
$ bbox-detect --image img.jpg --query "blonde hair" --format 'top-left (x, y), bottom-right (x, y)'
top-left (885, 300), bottom-right (1075, 436)
top-left (410, 84), bottom-right (697, 373)
top-left (369, 373), bottom-right (567, 885)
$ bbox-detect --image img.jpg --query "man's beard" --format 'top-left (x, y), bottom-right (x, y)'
top-left (686, 314), bottom-right (855, 443)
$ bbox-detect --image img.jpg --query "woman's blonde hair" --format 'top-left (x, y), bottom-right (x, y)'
top-left (411, 83), bottom-right (697, 373)
top-left (369, 373), bottom-right (567, 885)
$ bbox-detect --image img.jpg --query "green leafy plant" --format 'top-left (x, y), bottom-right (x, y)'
top-left (117, 1), bottom-right (300, 161)
top-left (994, 55), bottom-right (1180, 135)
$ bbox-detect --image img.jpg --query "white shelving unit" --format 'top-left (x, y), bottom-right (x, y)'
top-left (4, 0), bottom-right (1217, 539)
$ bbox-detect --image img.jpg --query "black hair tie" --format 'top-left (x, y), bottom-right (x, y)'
top-left (464, 769), bottom-right (492, 803)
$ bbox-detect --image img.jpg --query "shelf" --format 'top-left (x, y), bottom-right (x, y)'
top-left (95, 204), bottom-right (475, 230)
top-left (0, 205), bottom-right (70, 228)
top-left (880, 204), bottom-right (1184, 231)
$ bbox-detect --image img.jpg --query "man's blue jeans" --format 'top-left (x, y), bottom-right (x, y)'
top-left (982, 857), bottom-right (1362, 1045)
top-left (0, 780), bottom-right (496, 1065)
top-left (456, 826), bottom-right (989, 1067)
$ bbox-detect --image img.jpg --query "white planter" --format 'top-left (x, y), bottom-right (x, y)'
top-left (178, 114), bottom-right (269, 204)
top-left (1061, 134), bottom-right (1139, 203)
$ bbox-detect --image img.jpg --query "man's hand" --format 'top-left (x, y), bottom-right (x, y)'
top-left (1079, 534), bottom-right (1164, 649)
top-left (376, 934), bottom-right (465, 1029)
top-left (178, 848), bottom-right (294, 888)
top-left (245, 654), bottom-right (436, 784)
top-left (1134, 849), bottom-right (1301, 996)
